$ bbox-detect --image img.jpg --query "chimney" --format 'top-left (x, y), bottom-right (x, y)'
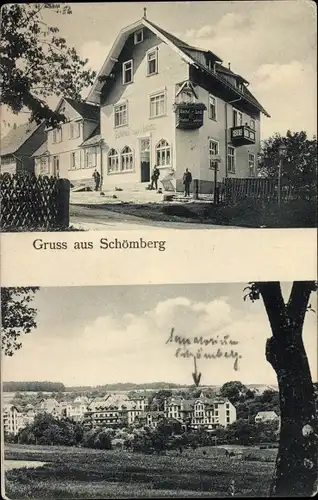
top-left (228, 62), bottom-right (231, 70)
top-left (143, 7), bottom-right (147, 19)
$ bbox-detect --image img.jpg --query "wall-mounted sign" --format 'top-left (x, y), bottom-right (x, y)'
top-left (115, 124), bottom-right (156, 140)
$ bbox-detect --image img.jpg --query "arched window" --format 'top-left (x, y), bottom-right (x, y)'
top-left (108, 148), bottom-right (119, 173)
top-left (156, 139), bottom-right (171, 166)
top-left (121, 146), bottom-right (134, 171)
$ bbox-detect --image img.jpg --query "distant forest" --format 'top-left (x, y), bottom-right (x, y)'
top-left (3, 381), bottom-right (65, 392)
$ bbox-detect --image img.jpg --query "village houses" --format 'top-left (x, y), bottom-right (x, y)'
top-left (2, 12), bottom-right (269, 196)
top-left (2, 391), bottom-right (237, 435)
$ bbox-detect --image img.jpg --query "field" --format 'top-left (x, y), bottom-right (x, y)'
top-left (4, 444), bottom-right (276, 498)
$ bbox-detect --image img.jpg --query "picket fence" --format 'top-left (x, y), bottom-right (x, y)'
top-left (0, 173), bottom-right (70, 231)
top-left (222, 177), bottom-right (293, 205)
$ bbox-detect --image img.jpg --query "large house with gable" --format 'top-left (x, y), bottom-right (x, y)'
top-left (164, 393), bottom-right (236, 430)
top-left (86, 10), bottom-right (269, 193)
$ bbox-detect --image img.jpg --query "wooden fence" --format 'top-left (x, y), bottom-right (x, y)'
top-left (222, 177), bottom-right (294, 205)
top-left (0, 173), bottom-right (70, 231)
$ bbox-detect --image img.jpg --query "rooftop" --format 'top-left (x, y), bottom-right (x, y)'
top-left (1, 121), bottom-right (43, 156)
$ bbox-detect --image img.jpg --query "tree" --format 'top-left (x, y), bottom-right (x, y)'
top-left (1, 4), bottom-right (96, 127)
top-left (220, 381), bottom-right (247, 404)
top-left (245, 281), bottom-right (318, 497)
top-left (258, 131), bottom-right (317, 201)
top-left (1, 287), bottom-right (39, 356)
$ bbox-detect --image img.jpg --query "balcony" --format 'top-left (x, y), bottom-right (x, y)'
top-left (174, 102), bottom-right (206, 130)
top-left (230, 125), bottom-right (256, 146)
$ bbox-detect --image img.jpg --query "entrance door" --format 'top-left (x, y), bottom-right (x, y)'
top-left (52, 155), bottom-right (60, 178)
top-left (139, 138), bottom-right (150, 182)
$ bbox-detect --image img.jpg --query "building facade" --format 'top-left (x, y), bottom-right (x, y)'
top-left (87, 14), bottom-right (269, 193)
top-left (33, 97), bottom-right (102, 188)
top-left (3, 405), bottom-right (24, 435)
top-left (164, 394), bottom-right (236, 430)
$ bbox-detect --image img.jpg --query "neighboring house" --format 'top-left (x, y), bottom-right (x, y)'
top-left (0, 121), bottom-right (46, 175)
top-left (164, 393), bottom-right (236, 430)
top-left (33, 97), bottom-right (102, 188)
top-left (37, 397), bottom-right (61, 417)
top-left (3, 404), bottom-right (24, 435)
top-left (255, 411), bottom-right (280, 424)
top-left (86, 12), bottom-right (269, 193)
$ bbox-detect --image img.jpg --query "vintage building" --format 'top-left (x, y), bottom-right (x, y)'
top-left (83, 394), bottom-right (149, 428)
top-left (33, 97), bottom-right (102, 188)
top-left (164, 393), bottom-right (236, 430)
top-left (254, 411), bottom-right (280, 424)
top-left (0, 121), bottom-right (46, 175)
top-left (3, 404), bottom-right (24, 435)
top-left (87, 12), bottom-right (269, 193)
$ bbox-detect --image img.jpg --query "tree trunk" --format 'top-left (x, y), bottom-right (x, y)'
top-left (258, 281), bottom-right (318, 497)
top-left (266, 335), bottom-right (317, 497)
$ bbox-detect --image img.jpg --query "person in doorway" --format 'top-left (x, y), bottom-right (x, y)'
top-left (92, 169), bottom-right (101, 191)
top-left (150, 165), bottom-right (160, 190)
top-left (183, 168), bottom-right (192, 196)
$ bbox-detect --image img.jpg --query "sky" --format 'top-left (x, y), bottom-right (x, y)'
top-left (2, 282), bottom-right (317, 387)
top-left (1, 0), bottom-right (317, 139)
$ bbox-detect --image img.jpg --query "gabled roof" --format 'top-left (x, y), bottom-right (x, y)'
top-left (64, 98), bottom-right (100, 122)
top-left (255, 411), bottom-right (279, 418)
top-left (32, 141), bottom-right (49, 158)
top-left (1, 121), bottom-right (44, 156)
top-left (87, 17), bottom-right (269, 117)
top-left (80, 125), bottom-right (102, 147)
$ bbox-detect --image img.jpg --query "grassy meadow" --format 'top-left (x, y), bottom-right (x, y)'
top-left (4, 443), bottom-right (277, 498)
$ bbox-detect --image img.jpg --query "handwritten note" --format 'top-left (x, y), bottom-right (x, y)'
top-left (166, 328), bottom-right (242, 371)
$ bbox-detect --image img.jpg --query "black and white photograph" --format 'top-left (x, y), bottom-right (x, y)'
top-left (2, 281), bottom-right (317, 498)
top-left (0, 1), bottom-right (316, 231)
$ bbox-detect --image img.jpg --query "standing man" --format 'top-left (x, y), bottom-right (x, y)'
top-left (183, 168), bottom-right (192, 197)
top-left (150, 165), bottom-right (160, 190)
top-left (92, 169), bottom-right (101, 191)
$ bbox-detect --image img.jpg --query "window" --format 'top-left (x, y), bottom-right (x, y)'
top-left (208, 95), bottom-right (217, 120)
top-left (39, 157), bottom-right (48, 175)
top-left (134, 29), bottom-right (143, 44)
top-left (209, 139), bottom-right (219, 169)
top-left (250, 119), bottom-right (256, 130)
top-left (150, 92), bottom-right (166, 118)
top-left (70, 152), bottom-right (77, 170)
top-left (52, 127), bottom-right (62, 143)
top-left (233, 109), bottom-right (243, 127)
top-left (114, 103), bottom-right (128, 127)
top-left (156, 139), bottom-right (171, 166)
top-left (248, 152), bottom-right (255, 177)
top-left (147, 50), bottom-right (158, 76)
top-left (108, 149), bottom-right (119, 173)
top-left (69, 121), bottom-right (80, 139)
top-left (84, 147), bottom-right (97, 168)
top-left (121, 146), bottom-right (134, 172)
top-left (228, 146), bottom-right (236, 173)
top-left (123, 60), bottom-right (133, 84)
top-left (177, 88), bottom-right (196, 104)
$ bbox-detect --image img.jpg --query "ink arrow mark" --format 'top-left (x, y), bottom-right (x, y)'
top-left (192, 355), bottom-right (202, 387)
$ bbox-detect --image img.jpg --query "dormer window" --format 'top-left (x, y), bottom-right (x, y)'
top-left (134, 29), bottom-right (143, 44)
